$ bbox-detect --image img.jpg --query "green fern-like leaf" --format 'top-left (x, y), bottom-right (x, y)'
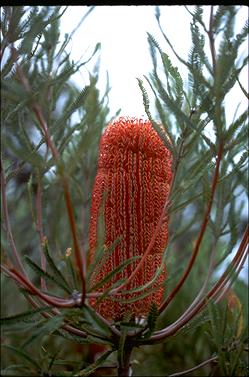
top-left (147, 302), bottom-right (159, 333)
top-left (1, 344), bottom-right (41, 372)
top-left (0, 306), bottom-right (53, 326)
top-left (24, 254), bottom-right (72, 294)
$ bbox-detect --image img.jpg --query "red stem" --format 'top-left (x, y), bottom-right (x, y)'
top-left (13, 58), bottom-right (86, 304)
top-left (35, 172), bottom-right (47, 291)
top-left (1, 265), bottom-right (80, 308)
top-left (63, 179), bottom-right (86, 304)
top-left (206, 224), bottom-right (248, 301)
top-left (159, 144), bottom-right (223, 313)
top-left (149, 224), bottom-right (248, 342)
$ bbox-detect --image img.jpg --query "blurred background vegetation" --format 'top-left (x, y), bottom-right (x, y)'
top-left (1, 5), bottom-right (248, 376)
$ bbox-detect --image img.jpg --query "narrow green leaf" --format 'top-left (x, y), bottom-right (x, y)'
top-left (82, 305), bottom-right (112, 338)
top-left (1, 344), bottom-right (41, 371)
top-left (111, 282), bottom-right (165, 304)
top-left (90, 255), bottom-right (141, 292)
top-left (24, 255), bottom-right (71, 294)
top-left (43, 241), bottom-right (73, 293)
top-left (118, 250), bottom-right (167, 296)
top-left (21, 315), bottom-right (64, 348)
top-left (87, 236), bottom-right (122, 282)
top-left (0, 306), bottom-right (52, 326)
top-left (137, 77), bottom-right (175, 154)
top-left (52, 86), bottom-right (89, 138)
top-left (207, 300), bottom-right (222, 347)
top-left (147, 302), bottom-right (159, 333)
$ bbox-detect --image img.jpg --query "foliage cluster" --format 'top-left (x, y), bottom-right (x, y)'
top-left (1, 5), bottom-right (248, 377)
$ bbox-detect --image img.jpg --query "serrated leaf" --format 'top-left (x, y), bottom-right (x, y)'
top-left (52, 86), bottom-right (89, 139)
top-left (147, 32), bottom-right (184, 105)
top-left (21, 315), bottom-right (64, 348)
top-left (24, 255), bottom-right (71, 294)
top-left (43, 241), bottom-right (73, 293)
top-left (82, 305), bottom-right (112, 338)
top-left (137, 77), bottom-right (175, 154)
top-left (1, 344), bottom-right (41, 371)
top-left (0, 306), bottom-right (52, 326)
top-left (90, 255), bottom-right (141, 292)
top-left (87, 236), bottom-right (122, 283)
top-left (147, 302), bottom-right (159, 333)
top-left (207, 300), bottom-right (222, 347)
top-left (118, 250), bottom-right (167, 296)
top-left (111, 282), bottom-right (164, 304)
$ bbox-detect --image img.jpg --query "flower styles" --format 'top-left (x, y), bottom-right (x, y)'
top-left (89, 117), bottom-right (173, 320)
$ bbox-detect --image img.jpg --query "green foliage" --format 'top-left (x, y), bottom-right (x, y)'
top-left (24, 254), bottom-right (72, 294)
top-left (43, 240), bottom-right (73, 293)
top-left (142, 303), bottom-right (159, 339)
top-left (135, 5), bottom-right (248, 376)
top-left (140, 6), bottom-right (248, 260)
top-left (1, 5), bottom-right (114, 376)
top-left (206, 298), bottom-right (248, 376)
top-left (86, 236), bottom-right (122, 285)
top-left (1, 345), bottom-right (42, 375)
top-left (91, 255), bottom-right (141, 292)
top-left (1, 306), bottom-right (53, 327)
top-left (77, 350), bottom-right (114, 376)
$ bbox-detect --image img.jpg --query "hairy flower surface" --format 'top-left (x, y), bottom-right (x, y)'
top-left (89, 117), bottom-right (173, 320)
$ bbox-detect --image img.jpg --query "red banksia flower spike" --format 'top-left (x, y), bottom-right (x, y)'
top-left (89, 116), bottom-right (173, 320)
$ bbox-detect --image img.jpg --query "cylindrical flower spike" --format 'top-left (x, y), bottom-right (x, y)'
top-left (89, 117), bottom-right (173, 320)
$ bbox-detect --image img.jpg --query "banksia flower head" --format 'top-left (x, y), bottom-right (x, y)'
top-left (89, 116), bottom-right (173, 320)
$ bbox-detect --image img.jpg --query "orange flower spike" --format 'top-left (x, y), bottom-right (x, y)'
top-left (89, 117), bottom-right (173, 320)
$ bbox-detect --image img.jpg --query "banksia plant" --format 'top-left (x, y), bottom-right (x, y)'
top-left (1, 5), bottom-right (248, 377)
top-left (89, 116), bottom-right (173, 320)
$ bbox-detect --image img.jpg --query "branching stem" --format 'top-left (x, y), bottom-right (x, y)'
top-left (13, 51), bottom-right (86, 305)
top-left (159, 143), bottom-right (223, 313)
top-left (144, 224), bottom-right (248, 343)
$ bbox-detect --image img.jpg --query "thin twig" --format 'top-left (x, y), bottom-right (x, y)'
top-left (184, 6), bottom-right (209, 34)
top-left (176, 238), bottom-right (218, 322)
top-left (34, 106), bottom-right (86, 305)
top-left (1, 160), bottom-right (27, 276)
top-left (236, 75), bottom-right (249, 99)
top-left (13, 52), bottom-right (86, 305)
top-left (35, 171), bottom-right (46, 291)
top-left (159, 143), bottom-right (223, 313)
top-left (147, 225), bottom-right (248, 342)
top-left (156, 13), bottom-right (189, 69)
top-left (62, 179), bottom-right (86, 304)
top-left (1, 265), bottom-right (79, 308)
top-left (209, 225), bottom-right (248, 295)
top-left (69, 6), bottom-right (95, 39)
top-left (214, 249), bottom-right (248, 304)
top-left (169, 355), bottom-right (218, 376)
